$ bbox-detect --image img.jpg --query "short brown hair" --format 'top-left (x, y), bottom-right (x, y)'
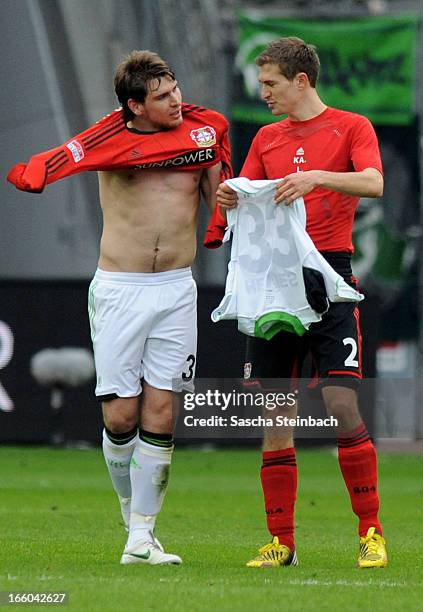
top-left (256, 37), bottom-right (320, 87)
top-left (114, 50), bottom-right (175, 122)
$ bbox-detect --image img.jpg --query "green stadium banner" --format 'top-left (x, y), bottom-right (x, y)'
top-left (233, 13), bottom-right (419, 125)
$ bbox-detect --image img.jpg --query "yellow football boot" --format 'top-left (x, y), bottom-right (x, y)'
top-left (358, 527), bottom-right (388, 568)
top-left (246, 536), bottom-right (298, 568)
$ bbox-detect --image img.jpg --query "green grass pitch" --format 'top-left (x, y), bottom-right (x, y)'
top-left (0, 446), bottom-right (422, 611)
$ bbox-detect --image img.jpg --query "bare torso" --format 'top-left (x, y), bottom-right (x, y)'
top-left (98, 165), bottom-right (220, 272)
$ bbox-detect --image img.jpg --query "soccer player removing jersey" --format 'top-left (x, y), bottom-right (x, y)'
top-left (8, 50), bottom-right (231, 566)
top-left (214, 38), bottom-right (387, 569)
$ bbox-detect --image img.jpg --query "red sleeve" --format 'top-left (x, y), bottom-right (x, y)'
top-left (203, 118), bottom-right (233, 249)
top-left (7, 111), bottom-right (125, 193)
top-left (350, 115), bottom-right (383, 175)
top-left (203, 205), bottom-right (227, 249)
top-left (219, 118), bottom-right (232, 183)
top-left (240, 130), bottom-right (266, 179)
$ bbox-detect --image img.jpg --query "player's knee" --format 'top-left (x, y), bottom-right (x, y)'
top-left (102, 398), bottom-right (138, 433)
top-left (323, 386), bottom-right (358, 416)
top-left (103, 413), bottom-right (138, 434)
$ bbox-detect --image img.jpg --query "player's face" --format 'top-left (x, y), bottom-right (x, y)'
top-left (138, 77), bottom-right (183, 129)
top-left (258, 63), bottom-right (302, 116)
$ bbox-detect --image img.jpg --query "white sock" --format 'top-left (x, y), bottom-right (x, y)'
top-left (102, 429), bottom-right (137, 500)
top-left (127, 438), bottom-right (173, 546)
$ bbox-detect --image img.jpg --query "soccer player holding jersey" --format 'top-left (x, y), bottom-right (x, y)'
top-left (215, 38), bottom-right (387, 568)
top-left (8, 50), bottom-right (231, 565)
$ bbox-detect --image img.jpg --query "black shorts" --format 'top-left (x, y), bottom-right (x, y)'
top-left (244, 252), bottom-right (362, 390)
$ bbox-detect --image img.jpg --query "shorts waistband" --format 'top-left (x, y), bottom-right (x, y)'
top-left (319, 251), bottom-right (352, 280)
top-left (94, 267), bottom-right (192, 285)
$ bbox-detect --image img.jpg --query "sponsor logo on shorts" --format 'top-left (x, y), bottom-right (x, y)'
top-left (66, 139), bottom-right (85, 163)
top-left (244, 362), bottom-right (252, 380)
top-left (190, 126), bottom-right (216, 147)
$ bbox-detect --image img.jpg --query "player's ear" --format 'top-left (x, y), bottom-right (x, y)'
top-left (127, 98), bottom-right (144, 116)
top-left (296, 73), bottom-right (309, 90)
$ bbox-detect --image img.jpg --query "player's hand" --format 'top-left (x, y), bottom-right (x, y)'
top-left (275, 171), bottom-right (321, 205)
top-left (216, 182), bottom-right (238, 209)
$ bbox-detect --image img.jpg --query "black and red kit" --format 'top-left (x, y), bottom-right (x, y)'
top-left (206, 107), bottom-right (383, 386)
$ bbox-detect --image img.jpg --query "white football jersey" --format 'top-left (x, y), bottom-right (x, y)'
top-left (212, 177), bottom-right (363, 338)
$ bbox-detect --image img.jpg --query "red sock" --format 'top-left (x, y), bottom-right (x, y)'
top-left (260, 447), bottom-right (297, 550)
top-left (337, 423), bottom-right (382, 536)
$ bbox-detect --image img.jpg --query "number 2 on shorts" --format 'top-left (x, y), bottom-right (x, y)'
top-left (343, 337), bottom-right (358, 368)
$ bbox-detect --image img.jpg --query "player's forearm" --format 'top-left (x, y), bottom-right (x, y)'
top-left (314, 168), bottom-right (383, 198)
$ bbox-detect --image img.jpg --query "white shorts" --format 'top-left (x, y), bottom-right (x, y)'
top-left (88, 267), bottom-right (197, 399)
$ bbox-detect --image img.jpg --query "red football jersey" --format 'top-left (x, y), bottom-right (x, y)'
top-left (7, 103), bottom-right (232, 193)
top-left (239, 107), bottom-right (382, 252)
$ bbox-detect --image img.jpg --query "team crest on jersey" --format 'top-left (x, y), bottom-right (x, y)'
top-left (244, 362), bottom-right (252, 380)
top-left (66, 139), bottom-right (85, 163)
top-left (190, 126), bottom-right (216, 147)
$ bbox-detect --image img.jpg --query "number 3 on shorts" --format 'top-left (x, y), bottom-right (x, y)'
top-left (182, 354), bottom-right (196, 381)
top-left (343, 337), bottom-right (358, 368)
